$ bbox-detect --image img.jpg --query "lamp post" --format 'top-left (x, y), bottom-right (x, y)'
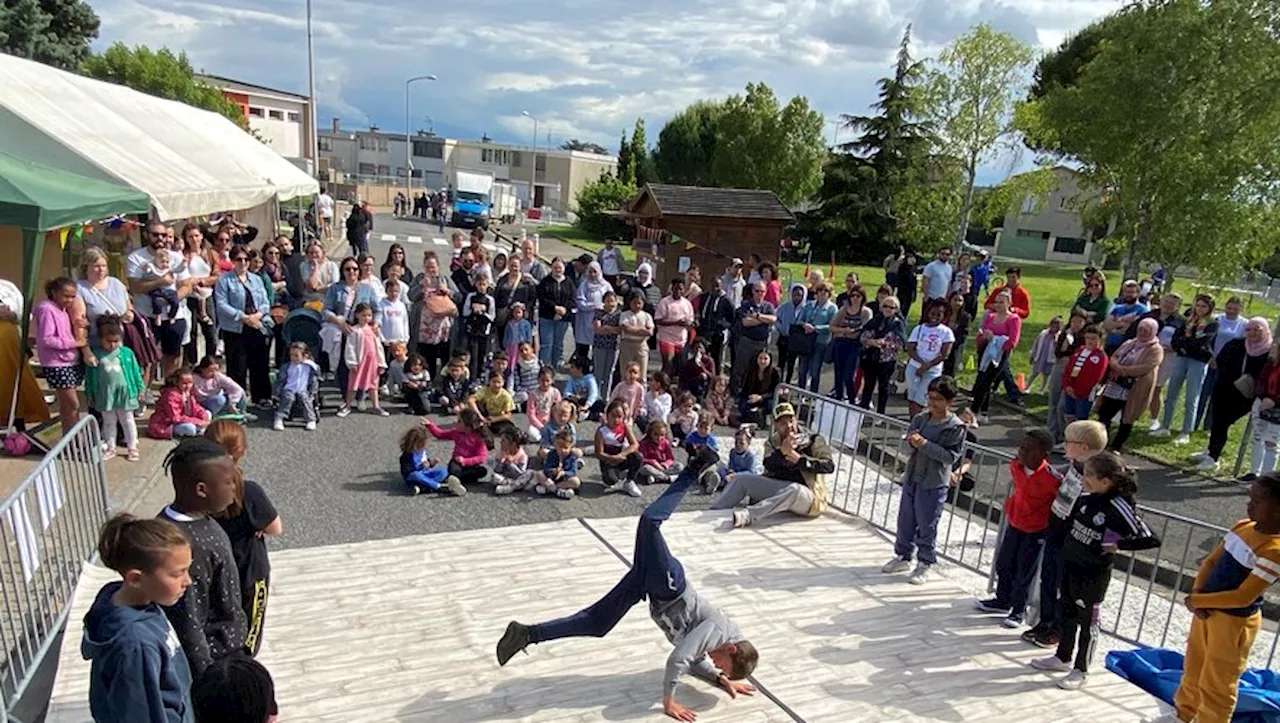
top-left (522, 110), bottom-right (538, 208)
top-left (405, 74), bottom-right (438, 195)
top-left (305, 0), bottom-right (318, 177)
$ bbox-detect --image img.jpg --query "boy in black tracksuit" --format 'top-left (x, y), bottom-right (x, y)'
top-left (1030, 451), bottom-right (1159, 690)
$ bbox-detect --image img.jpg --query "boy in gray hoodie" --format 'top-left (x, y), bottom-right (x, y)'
top-left (881, 375), bottom-right (966, 585)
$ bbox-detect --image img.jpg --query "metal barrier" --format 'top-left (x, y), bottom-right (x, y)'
top-left (0, 417), bottom-right (110, 723)
top-left (780, 384), bottom-right (1279, 668)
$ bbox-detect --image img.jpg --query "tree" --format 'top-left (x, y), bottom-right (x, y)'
top-left (615, 129), bottom-right (635, 185)
top-left (922, 24), bottom-right (1035, 250)
top-left (710, 82), bottom-right (826, 206)
top-left (808, 26), bottom-right (936, 260)
top-left (653, 101), bottom-right (723, 186)
top-left (560, 139), bottom-right (608, 154)
top-left (629, 117), bottom-right (655, 187)
top-left (0, 0), bottom-right (99, 70)
top-left (576, 173), bottom-right (635, 237)
top-left (82, 43), bottom-right (249, 129)
top-left (1019, 0), bottom-right (1280, 280)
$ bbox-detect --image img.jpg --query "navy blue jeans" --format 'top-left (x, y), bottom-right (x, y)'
top-left (994, 526), bottom-right (1046, 617)
top-left (529, 468), bottom-right (696, 643)
top-left (1037, 533), bottom-right (1065, 629)
top-left (830, 339), bottom-right (862, 401)
top-left (892, 481), bottom-right (947, 565)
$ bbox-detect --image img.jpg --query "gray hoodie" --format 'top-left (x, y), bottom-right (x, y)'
top-left (650, 584), bottom-right (743, 696)
top-left (901, 411), bottom-right (965, 489)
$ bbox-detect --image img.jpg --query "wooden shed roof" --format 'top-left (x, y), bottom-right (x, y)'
top-left (633, 183), bottom-right (794, 222)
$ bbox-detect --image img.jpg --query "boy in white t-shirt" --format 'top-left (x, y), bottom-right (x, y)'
top-left (904, 300), bottom-right (956, 416)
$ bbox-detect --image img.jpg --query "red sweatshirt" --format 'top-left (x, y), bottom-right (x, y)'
top-left (1004, 459), bottom-right (1062, 533)
top-left (639, 437), bottom-right (676, 469)
top-left (1061, 346), bottom-right (1110, 400)
top-left (984, 284), bottom-right (1032, 319)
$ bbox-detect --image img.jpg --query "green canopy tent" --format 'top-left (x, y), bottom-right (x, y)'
top-left (0, 150), bottom-right (151, 337)
top-left (0, 151), bottom-right (151, 439)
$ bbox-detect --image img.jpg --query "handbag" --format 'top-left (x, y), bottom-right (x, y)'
top-left (425, 291), bottom-right (457, 317)
top-left (1235, 354), bottom-right (1256, 398)
top-left (788, 324), bottom-right (815, 356)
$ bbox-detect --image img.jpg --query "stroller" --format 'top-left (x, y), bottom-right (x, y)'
top-left (279, 308), bottom-right (326, 423)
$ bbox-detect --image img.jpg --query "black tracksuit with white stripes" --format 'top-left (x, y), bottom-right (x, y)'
top-left (1053, 492), bottom-right (1160, 672)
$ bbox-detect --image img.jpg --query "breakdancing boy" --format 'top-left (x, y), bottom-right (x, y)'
top-left (496, 448), bottom-right (758, 721)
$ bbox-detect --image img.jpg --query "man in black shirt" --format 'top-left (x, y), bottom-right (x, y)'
top-left (730, 281), bottom-right (777, 389)
top-left (158, 438), bottom-right (247, 677)
top-left (694, 283), bottom-right (735, 375)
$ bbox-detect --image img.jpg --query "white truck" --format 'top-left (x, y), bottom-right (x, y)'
top-left (490, 181), bottom-right (518, 224)
top-left (451, 169), bottom-right (496, 229)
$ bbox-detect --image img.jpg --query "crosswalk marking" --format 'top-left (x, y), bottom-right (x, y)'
top-left (431, 237), bottom-right (447, 246)
top-left (406, 236), bottom-right (423, 244)
top-left (379, 234), bottom-right (396, 242)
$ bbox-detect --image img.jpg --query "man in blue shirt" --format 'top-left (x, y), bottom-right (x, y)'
top-left (1103, 280), bottom-right (1149, 354)
top-left (970, 252), bottom-right (995, 296)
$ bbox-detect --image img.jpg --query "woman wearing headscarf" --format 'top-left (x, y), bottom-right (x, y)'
top-left (573, 261), bottom-right (612, 362)
top-left (1097, 317), bottom-right (1164, 452)
top-left (1196, 317), bottom-right (1272, 472)
top-left (631, 262), bottom-right (661, 315)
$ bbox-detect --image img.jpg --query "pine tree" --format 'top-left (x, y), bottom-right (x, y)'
top-left (616, 129), bottom-right (635, 185)
top-left (630, 118), bottom-right (652, 186)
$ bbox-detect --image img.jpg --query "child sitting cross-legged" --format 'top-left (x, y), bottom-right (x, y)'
top-left (525, 366), bottom-right (562, 442)
top-left (399, 425), bottom-right (458, 496)
top-left (493, 428), bottom-right (536, 496)
top-left (434, 355), bottom-right (474, 415)
top-left (706, 375), bottom-right (732, 426)
top-left (424, 409), bottom-right (493, 491)
top-left (193, 355), bottom-right (246, 418)
top-left (682, 410), bottom-right (722, 493)
top-left (272, 342), bottom-right (320, 431)
top-left (536, 429), bottom-right (582, 499)
top-left (669, 392), bottom-right (699, 442)
top-left (401, 353), bottom-right (433, 416)
top-left (536, 401), bottom-right (579, 463)
top-left (974, 429), bottom-right (1061, 628)
top-left (471, 371), bottom-right (520, 441)
top-left (637, 420), bottom-right (682, 485)
top-left (510, 341), bottom-right (540, 405)
top-left (717, 424), bottom-right (760, 495)
top-left (563, 355), bottom-right (601, 422)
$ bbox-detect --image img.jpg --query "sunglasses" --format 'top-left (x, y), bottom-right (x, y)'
top-left (232, 256), bottom-right (249, 262)
top-left (343, 266), bottom-right (358, 272)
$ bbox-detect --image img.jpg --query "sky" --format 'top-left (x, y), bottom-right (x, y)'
top-left (92, 0), bottom-right (1122, 185)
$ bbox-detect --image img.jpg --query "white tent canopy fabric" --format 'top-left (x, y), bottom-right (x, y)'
top-left (0, 53), bottom-right (318, 220)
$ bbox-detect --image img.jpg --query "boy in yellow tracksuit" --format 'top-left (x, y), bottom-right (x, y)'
top-left (1175, 474), bottom-right (1280, 723)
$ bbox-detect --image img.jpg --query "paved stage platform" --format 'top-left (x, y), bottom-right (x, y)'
top-left (47, 510), bottom-right (1163, 722)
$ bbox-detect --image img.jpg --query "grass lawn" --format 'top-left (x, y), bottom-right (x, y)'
top-left (542, 222), bottom-right (1278, 475)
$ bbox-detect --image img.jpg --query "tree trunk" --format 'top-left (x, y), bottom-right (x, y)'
top-left (954, 157), bottom-right (978, 253)
top-left (1124, 196), bottom-right (1152, 282)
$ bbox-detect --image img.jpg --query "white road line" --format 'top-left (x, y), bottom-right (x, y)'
top-left (431, 237), bottom-right (447, 246)
top-left (406, 236), bottom-right (423, 244)
top-left (380, 234), bottom-right (396, 242)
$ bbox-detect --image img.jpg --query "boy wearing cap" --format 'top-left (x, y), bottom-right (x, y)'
top-left (882, 376), bottom-right (967, 585)
top-left (710, 402), bottom-right (835, 528)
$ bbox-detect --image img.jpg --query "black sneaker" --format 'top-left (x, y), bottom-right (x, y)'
top-left (496, 621), bottom-right (531, 666)
top-left (1239, 473), bottom-right (1259, 483)
top-left (1031, 630), bottom-right (1059, 649)
top-left (973, 598), bottom-right (1012, 614)
top-left (1020, 624), bottom-right (1045, 643)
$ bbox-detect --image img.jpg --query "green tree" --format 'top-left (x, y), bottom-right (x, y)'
top-left (711, 82), bottom-right (825, 206)
top-left (653, 101), bottom-right (723, 186)
top-left (809, 26), bottom-right (935, 259)
top-left (615, 129), bottom-right (635, 185)
top-left (922, 23), bottom-right (1035, 250)
top-left (630, 117), bottom-right (655, 187)
top-left (0, 0), bottom-right (99, 70)
top-left (82, 43), bottom-right (249, 129)
top-left (1019, 0), bottom-right (1280, 280)
top-left (576, 173), bottom-right (635, 237)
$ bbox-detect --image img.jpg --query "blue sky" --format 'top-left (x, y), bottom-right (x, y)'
top-left (93, 0), bottom-right (1122, 185)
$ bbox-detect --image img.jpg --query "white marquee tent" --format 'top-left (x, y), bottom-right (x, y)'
top-left (0, 52), bottom-right (317, 220)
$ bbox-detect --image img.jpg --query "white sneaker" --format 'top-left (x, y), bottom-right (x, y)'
top-left (908, 563), bottom-right (933, 585)
top-left (556, 488), bottom-right (575, 499)
top-left (445, 476), bottom-right (466, 497)
top-left (881, 557), bottom-right (912, 574)
top-left (1148, 420), bottom-right (1163, 433)
top-left (372, 407), bottom-right (390, 417)
top-left (272, 419), bottom-right (285, 431)
top-left (305, 421), bottom-right (317, 431)
top-left (1150, 426), bottom-right (1170, 438)
top-left (1194, 456), bottom-right (1218, 472)
top-left (621, 479), bottom-right (643, 498)
top-left (1188, 449), bottom-right (1209, 461)
top-left (1030, 655), bottom-right (1072, 672)
top-left (535, 485), bottom-right (548, 495)
top-left (495, 484), bottom-right (514, 495)
top-left (1057, 669), bottom-right (1088, 690)
top-left (336, 406), bottom-right (352, 418)
top-left (732, 509), bottom-right (750, 528)
top-left (1173, 434), bottom-right (1191, 446)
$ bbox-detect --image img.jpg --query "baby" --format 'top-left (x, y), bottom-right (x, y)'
top-left (145, 249), bottom-right (181, 322)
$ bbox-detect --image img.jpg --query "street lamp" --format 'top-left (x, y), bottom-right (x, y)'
top-left (522, 110), bottom-right (539, 207)
top-left (405, 74), bottom-right (438, 194)
top-left (305, 0), bottom-right (318, 177)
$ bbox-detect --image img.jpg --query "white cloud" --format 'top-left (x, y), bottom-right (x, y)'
top-left (91, 0), bottom-right (1117, 178)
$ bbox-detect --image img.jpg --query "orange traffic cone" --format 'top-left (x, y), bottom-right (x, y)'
top-left (1016, 373), bottom-right (1028, 392)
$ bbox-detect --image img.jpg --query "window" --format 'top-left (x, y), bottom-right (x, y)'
top-left (358, 162), bottom-right (376, 175)
top-left (377, 138), bottom-right (389, 152)
top-left (410, 169), bottom-right (424, 179)
top-left (287, 112), bottom-right (301, 122)
top-left (247, 107), bottom-right (264, 118)
top-left (377, 164), bottom-right (391, 175)
top-left (535, 154), bottom-right (547, 171)
top-left (318, 137), bottom-right (332, 151)
top-left (1057, 196), bottom-right (1071, 211)
top-left (359, 135), bottom-right (376, 150)
top-left (510, 151), bottom-right (523, 167)
top-left (412, 140), bottom-right (444, 158)
top-left (1053, 236), bottom-right (1087, 255)
top-left (268, 109), bottom-right (284, 120)
top-left (481, 148), bottom-right (512, 165)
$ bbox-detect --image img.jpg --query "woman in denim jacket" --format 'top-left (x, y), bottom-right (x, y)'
top-left (213, 245), bottom-right (275, 406)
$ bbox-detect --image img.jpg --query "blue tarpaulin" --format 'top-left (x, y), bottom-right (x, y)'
top-left (1106, 648), bottom-right (1280, 722)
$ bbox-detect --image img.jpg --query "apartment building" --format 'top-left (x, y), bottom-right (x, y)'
top-left (994, 166), bottom-right (1107, 264)
top-left (198, 74), bottom-right (315, 173)
top-left (317, 121), bottom-right (617, 212)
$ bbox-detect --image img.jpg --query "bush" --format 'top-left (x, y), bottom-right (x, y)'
top-left (576, 174), bottom-right (635, 237)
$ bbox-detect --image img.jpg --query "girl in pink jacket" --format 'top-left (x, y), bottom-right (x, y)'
top-left (147, 367), bottom-right (211, 439)
top-left (425, 408), bottom-right (494, 492)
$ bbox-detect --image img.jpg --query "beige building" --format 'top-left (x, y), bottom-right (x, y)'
top-left (197, 74), bottom-right (315, 174)
top-left (317, 121), bottom-right (617, 213)
top-left (993, 166), bottom-right (1107, 264)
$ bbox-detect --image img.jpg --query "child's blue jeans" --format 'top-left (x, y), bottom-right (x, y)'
top-left (893, 481), bottom-right (948, 566)
top-left (993, 526), bottom-right (1046, 617)
top-left (405, 467), bottom-right (449, 491)
top-left (529, 467), bottom-right (697, 643)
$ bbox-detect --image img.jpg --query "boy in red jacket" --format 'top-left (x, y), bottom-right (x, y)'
top-left (1062, 325), bottom-right (1109, 423)
top-left (975, 429), bottom-right (1062, 628)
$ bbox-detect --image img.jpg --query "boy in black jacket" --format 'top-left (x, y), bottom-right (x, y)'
top-left (157, 437), bottom-right (247, 678)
